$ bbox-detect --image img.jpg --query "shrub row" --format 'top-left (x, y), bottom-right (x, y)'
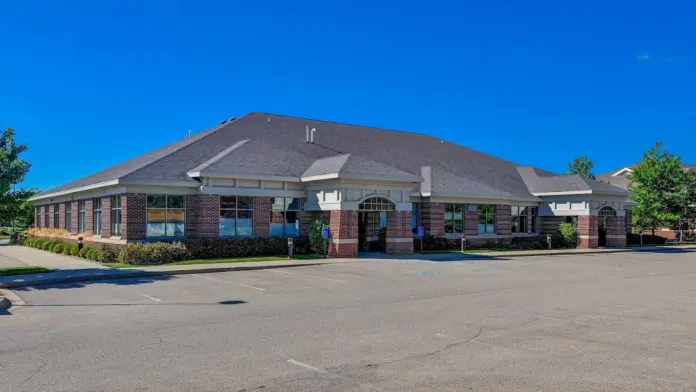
top-left (627, 233), bottom-right (668, 245)
top-left (414, 233), bottom-right (570, 251)
top-left (19, 237), bottom-right (120, 262)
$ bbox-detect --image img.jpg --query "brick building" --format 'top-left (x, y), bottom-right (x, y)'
top-left (30, 112), bottom-right (631, 256)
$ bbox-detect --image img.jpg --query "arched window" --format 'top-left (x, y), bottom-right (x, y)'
top-left (598, 206), bottom-right (617, 216)
top-left (359, 197), bottom-right (395, 211)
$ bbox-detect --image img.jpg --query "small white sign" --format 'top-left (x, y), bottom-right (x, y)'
top-left (467, 204), bottom-right (478, 212)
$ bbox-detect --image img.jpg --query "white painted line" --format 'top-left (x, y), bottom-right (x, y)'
top-left (191, 274), bottom-right (265, 291)
top-left (267, 269), bottom-right (348, 283)
top-left (435, 333), bottom-right (449, 338)
top-left (287, 359), bottom-right (328, 374)
top-left (136, 293), bottom-right (162, 302)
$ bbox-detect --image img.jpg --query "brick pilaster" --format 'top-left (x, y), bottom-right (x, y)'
top-left (48, 204), bottom-right (54, 228)
top-left (386, 211), bottom-right (413, 254)
top-left (577, 215), bottom-right (598, 248)
top-left (84, 199), bottom-right (93, 234)
top-left (70, 201), bottom-right (78, 235)
top-left (495, 205), bottom-right (511, 235)
top-left (101, 196), bottom-right (111, 237)
top-left (328, 210), bottom-right (358, 258)
top-left (625, 210), bottom-right (633, 234)
top-left (253, 197), bottom-right (271, 237)
top-left (186, 194), bottom-right (220, 238)
top-left (58, 203), bottom-right (66, 230)
top-left (421, 202), bottom-right (444, 237)
top-left (465, 209), bottom-right (478, 235)
top-left (122, 193), bottom-right (146, 241)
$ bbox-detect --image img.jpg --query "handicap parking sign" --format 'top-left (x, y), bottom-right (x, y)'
top-left (321, 227), bottom-right (329, 239)
top-left (417, 226), bottom-right (424, 237)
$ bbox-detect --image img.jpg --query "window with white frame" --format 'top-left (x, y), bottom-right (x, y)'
top-left (93, 198), bottom-right (102, 235)
top-left (512, 206), bottom-right (538, 233)
top-left (54, 203), bottom-right (60, 229)
top-left (65, 202), bottom-right (71, 232)
top-left (78, 201), bottom-right (86, 233)
top-left (111, 195), bottom-right (122, 236)
top-left (477, 204), bottom-right (496, 233)
top-left (219, 196), bottom-right (253, 237)
top-left (444, 204), bottom-right (465, 234)
top-left (146, 195), bottom-right (185, 237)
top-left (270, 197), bottom-right (301, 237)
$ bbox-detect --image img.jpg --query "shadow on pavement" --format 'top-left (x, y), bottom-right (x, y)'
top-left (358, 252), bottom-right (503, 262)
top-left (631, 247), bottom-right (696, 254)
top-left (8, 270), bottom-right (174, 291)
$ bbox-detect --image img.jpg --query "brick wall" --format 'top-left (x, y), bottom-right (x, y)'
top-left (84, 199), bottom-right (93, 234)
top-left (48, 204), bottom-right (55, 228)
top-left (122, 193), bottom-right (146, 241)
top-left (495, 205), bottom-right (511, 235)
top-left (464, 209), bottom-right (478, 235)
top-left (625, 210), bottom-right (633, 233)
top-left (606, 215), bottom-right (627, 247)
top-left (101, 196), bottom-right (111, 237)
top-left (386, 211), bottom-right (413, 254)
top-left (577, 215), bottom-right (598, 248)
top-left (70, 201), bottom-right (78, 235)
top-left (421, 202), bottom-right (444, 237)
top-left (328, 210), bottom-right (358, 258)
top-left (253, 197), bottom-right (271, 237)
top-left (185, 194), bottom-right (220, 238)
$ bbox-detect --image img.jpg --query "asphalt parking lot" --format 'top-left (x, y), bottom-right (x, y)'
top-left (3, 250), bottom-right (696, 391)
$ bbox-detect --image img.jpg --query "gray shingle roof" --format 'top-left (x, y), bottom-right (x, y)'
top-left (596, 163), bottom-right (695, 190)
top-left (517, 167), bottom-right (628, 195)
top-left (38, 112), bottom-right (602, 201)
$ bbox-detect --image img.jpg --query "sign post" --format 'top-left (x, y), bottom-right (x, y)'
top-left (417, 226), bottom-right (425, 254)
top-left (321, 226), bottom-right (329, 258)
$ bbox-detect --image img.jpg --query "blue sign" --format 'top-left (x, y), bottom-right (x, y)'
top-left (321, 227), bottom-right (329, 239)
top-left (417, 226), bottom-right (424, 237)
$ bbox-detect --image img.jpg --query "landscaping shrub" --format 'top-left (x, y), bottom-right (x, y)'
top-left (117, 243), bottom-right (150, 265)
top-left (78, 246), bottom-right (92, 258)
top-left (62, 244), bottom-right (72, 255)
top-left (52, 244), bottom-right (64, 253)
top-left (0, 227), bottom-right (12, 236)
top-left (42, 241), bottom-right (55, 251)
top-left (308, 220), bottom-right (325, 253)
top-left (143, 242), bottom-right (190, 264)
top-left (558, 223), bottom-right (578, 248)
top-left (99, 245), bottom-right (119, 263)
top-left (184, 237), bottom-right (287, 260)
top-left (69, 244), bottom-right (79, 256)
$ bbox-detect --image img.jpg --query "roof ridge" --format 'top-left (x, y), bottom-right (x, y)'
top-left (120, 117), bottom-right (244, 181)
top-left (188, 139), bottom-right (251, 173)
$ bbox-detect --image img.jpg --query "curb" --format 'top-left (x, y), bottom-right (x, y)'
top-left (0, 262), bottom-right (328, 289)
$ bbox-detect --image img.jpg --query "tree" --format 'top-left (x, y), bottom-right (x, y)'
top-left (673, 169), bottom-right (696, 240)
top-left (564, 156), bottom-right (595, 179)
top-left (0, 127), bottom-right (33, 228)
top-left (628, 141), bottom-right (683, 235)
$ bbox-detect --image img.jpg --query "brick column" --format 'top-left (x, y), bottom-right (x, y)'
top-left (606, 215), bottom-right (627, 247)
top-left (577, 215), bottom-right (598, 248)
top-left (252, 197), bottom-right (271, 237)
top-left (186, 194), bottom-right (220, 238)
top-left (70, 201), bottom-right (78, 235)
top-left (495, 205), bottom-right (511, 235)
top-left (421, 202), bottom-right (444, 237)
top-left (465, 208), bottom-right (478, 236)
top-left (122, 193), bottom-right (146, 241)
top-left (328, 210), bottom-right (358, 258)
top-left (58, 203), bottom-right (66, 230)
top-left (101, 196), bottom-right (111, 237)
top-left (625, 210), bottom-right (633, 234)
top-left (386, 211), bottom-right (413, 254)
top-left (34, 207), bottom-right (39, 227)
top-left (84, 199), bottom-right (93, 234)
top-left (48, 204), bottom-right (54, 228)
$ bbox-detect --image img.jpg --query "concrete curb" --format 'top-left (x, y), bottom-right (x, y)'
top-left (0, 262), bottom-right (328, 289)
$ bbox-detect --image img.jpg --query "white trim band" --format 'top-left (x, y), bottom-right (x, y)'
top-left (386, 238), bottom-right (413, 243)
top-left (328, 238), bottom-right (359, 244)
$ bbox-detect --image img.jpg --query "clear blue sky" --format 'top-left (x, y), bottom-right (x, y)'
top-left (2, 1), bottom-right (695, 191)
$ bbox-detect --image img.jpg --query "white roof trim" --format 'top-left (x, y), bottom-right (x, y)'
top-left (532, 190), bottom-right (593, 196)
top-left (30, 180), bottom-right (121, 201)
top-left (612, 167), bottom-right (634, 176)
top-left (190, 172), bottom-right (301, 182)
top-left (301, 172), bottom-right (420, 183)
top-left (188, 139), bottom-right (250, 173)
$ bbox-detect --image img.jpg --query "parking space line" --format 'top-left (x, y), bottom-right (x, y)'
top-left (136, 293), bottom-right (162, 302)
top-left (191, 274), bottom-right (265, 291)
top-left (287, 359), bottom-right (328, 373)
top-left (266, 269), bottom-right (348, 283)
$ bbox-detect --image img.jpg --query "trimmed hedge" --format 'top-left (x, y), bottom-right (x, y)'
top-left (414, 234), bottom-right (568, 251)
top-left (184, 237), bottom-right (287, 260)
top-left (627, 233), bottom-right (667, 245)
top-left (52, 244), bottom-right (65, 254)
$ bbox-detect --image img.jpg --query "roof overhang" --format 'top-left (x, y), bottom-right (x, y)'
top-left (612, 167), bottom-right (634, 176)
top-left (30, 179), bottom-right (198, 202)
top-left (187, 171), bottom-right (301, 182)
top-left (531, 190), bottom-right (593, 196)
top-left (301, 172), bottom-right (421, 183)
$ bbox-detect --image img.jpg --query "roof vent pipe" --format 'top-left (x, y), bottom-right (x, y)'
top-left (306, 125), bottom-right (309, 143)
top-left (187, 130), bottom-right (192, 138)
top-left (310, 127), bottom-right (316, 144)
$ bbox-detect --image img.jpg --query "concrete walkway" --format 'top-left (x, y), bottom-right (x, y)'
top-left (1, 240), bottom-right (695, 289)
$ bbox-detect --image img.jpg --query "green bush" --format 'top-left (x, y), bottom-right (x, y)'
top-left (117, 243), bottom-right (150, 265)
top-left (184, 237), bottom-right (287, 260)
top-left (78, 246), bottom-right (92, 258)
top-left (42, 241), bottom-right (55, 251)
top-left (627, 233), bottom-right (667, 245)
top-left (144, 242), bottom-right (190, 264)
top-left (308, 220), bottom-right (325, 253)
top-left (52, 244), bottom-right (64, 253)
top-left (558, 223), bottom-right (579, 248)
top-left (99, 245), bottom-right (119, 263)
top-left (0, 227), bottom-right (12, 236)
top-left (62, 244), bottom-right (72, 255)
top-left (69, 244), bottom-right (79, 256)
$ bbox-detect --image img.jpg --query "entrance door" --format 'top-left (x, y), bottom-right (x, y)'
top-left (597, 206), bottom-right (617, 247)
top-left (358, 197), bottom-right (395, 253)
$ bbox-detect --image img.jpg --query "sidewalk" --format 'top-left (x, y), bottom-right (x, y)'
top-left (1, 241), bottom-right (695, 289)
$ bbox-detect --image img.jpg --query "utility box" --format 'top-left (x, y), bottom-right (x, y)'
top-left (287, 237), bottom-right (294, 258)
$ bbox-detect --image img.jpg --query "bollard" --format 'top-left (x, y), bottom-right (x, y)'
top-left (287, 237), bottom-right (294, 258)
top-left (640, 233), bottom-right (643, 246)
top-left (547, 234), bottom-right (552, 250)
top-left (461, 234), bottom-right (467, 252)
